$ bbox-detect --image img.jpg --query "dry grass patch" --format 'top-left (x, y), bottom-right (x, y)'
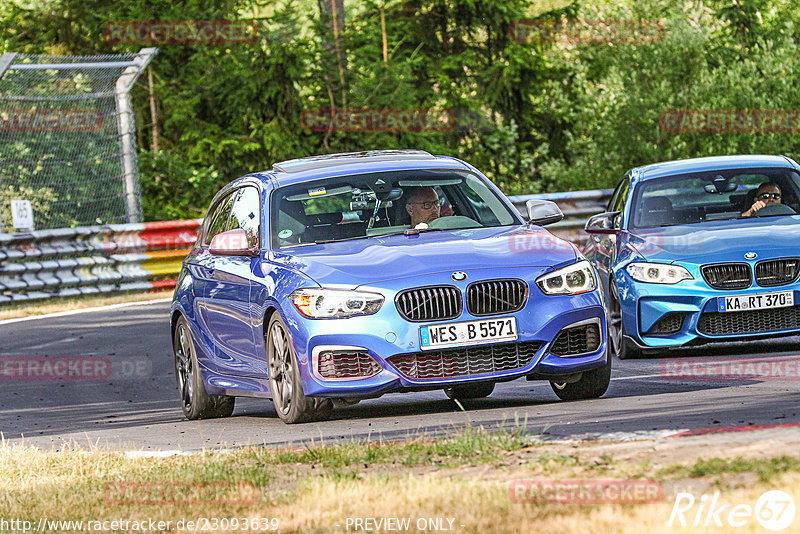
top-left (1, 428), bottom-right (800, 533)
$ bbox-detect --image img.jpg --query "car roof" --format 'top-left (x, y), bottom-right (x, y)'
top-left (265, 150), bottom-right (472, 187)
top-left (631, 155), bottom-right (800, 181)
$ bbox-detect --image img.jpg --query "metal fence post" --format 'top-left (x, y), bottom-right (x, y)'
top-left (0, 48), bottom-right (159, 231)
top-left (115, 48), bottom-right (158, 224)
top-left (0, 53), bottom-right (18, 79)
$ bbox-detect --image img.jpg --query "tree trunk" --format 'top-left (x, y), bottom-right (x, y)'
top-left (317, 0), bottom-right (347, 108)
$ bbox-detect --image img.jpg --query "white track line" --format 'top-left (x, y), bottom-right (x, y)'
top-left (0, 298), bottom-right (172, 326)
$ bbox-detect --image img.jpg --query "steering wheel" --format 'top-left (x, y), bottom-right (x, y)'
top-left (427, 215), bottom-right (482, 230)
top-left (754, 203), bottom-right (797, 217)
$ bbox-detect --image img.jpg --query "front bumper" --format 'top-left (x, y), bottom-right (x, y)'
top-left (285, 270), bottom-right (607, 397)
top-left (619, 270), bottom-right (800, 348)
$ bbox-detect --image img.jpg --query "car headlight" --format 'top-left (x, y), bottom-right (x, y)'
top-left (290, 288), bottom-right (384, 318)
top-left (536, 260), bottom-right (597, 295)
top-left (626, 262), bottom-right (693, 284)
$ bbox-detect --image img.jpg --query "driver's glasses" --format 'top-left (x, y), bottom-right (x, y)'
top-left (409, 200), bottom-right (440, 209)
top-left (758, 192), bottom-right (781, 200)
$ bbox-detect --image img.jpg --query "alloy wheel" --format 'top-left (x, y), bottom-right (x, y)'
top-left (269, 321), bottom-right (294, 416)
top-left (175, 323), bottom-right (194, 410)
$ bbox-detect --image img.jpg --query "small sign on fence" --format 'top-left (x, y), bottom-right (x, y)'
top-left (11, 199), bottom-right (34, 231)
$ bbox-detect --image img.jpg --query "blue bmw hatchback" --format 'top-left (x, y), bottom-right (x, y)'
top-left (584, 155), bottom-right (800, 359)
top-left (170, 150), bottom-right (609, 423)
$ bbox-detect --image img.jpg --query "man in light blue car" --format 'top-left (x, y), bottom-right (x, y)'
top-left (584, 155), bottom-right (800, 359)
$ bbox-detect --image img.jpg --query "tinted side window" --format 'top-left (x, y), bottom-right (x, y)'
top-left (457, 174), bottom-right (517, 226)
top-left (226, 186), bottom-right (261, 248)
top-left (203, 192), bottom-right (235, 246)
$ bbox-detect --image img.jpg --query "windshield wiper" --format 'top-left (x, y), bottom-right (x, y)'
top-left (311, 235), bottom-right (370, 244)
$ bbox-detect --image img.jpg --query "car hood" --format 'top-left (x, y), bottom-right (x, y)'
top-left (626, 216), bottom-right (800, 264)
top-left (268, 226), bottom-right (577, 287)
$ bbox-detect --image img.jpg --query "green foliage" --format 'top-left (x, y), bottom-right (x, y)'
top-left (138, 150), bottom-right (221, 221)
top-left (659, 455), bottom-right (800, 483)
top-left (4, 0), bottom-right (800, 221)
top-left (251, 424), bottom-right (530, 468)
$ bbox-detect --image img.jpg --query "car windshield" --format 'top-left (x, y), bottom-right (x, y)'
top-left (631, 167), bottom-right (800, 229)
top-left (271, 170), bottom-right (521, 248)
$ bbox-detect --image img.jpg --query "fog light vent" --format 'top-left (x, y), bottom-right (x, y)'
top-left (317, 350), bottom-right (381, 379)
top-left (550, 322), bottom-right (601, 357)
top-left (645, 313), bottom-right (686, 336)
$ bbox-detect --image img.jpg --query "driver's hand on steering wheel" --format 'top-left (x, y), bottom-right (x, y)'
top-left (742, 200), bottom-right (767, 217)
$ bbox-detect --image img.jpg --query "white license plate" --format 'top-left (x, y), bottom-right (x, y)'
top-left (717, 291), bottom-right (794, 312)
top-left (419, 317), bottom-right (518, 350)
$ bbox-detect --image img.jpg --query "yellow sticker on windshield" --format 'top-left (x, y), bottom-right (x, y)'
top-left (308, 187), bottom-right (326, 196)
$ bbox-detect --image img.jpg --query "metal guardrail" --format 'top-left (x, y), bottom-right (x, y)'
top-left (0, 220), bottom-right (199, 303)
top-left (0, 189), bottom-right (612, 304)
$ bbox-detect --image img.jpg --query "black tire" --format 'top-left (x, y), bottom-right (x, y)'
top-left (550, 355), bottom-right (612, 401)
top-left (609, 284), bottom-right (642, 360)
top-left (445, 382), bottom-right (495, 400)
top-left (173, 316), bottom-right (235, 420)
top-left (266, 313), bottom-right (333, 424)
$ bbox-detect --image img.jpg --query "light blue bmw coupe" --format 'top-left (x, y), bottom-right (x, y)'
top-left (171, 150), bottom-right (609, 423)
top-left (584, 155), bottom-right (800, 359)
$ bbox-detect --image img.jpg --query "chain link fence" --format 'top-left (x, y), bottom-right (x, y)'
top-left (0, 49), bottom-right (157, 232)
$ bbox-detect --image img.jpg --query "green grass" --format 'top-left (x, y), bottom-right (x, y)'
top-left (251, 424), bottom-right (532, 468)
top-left (658, 455), bottom-right (800, 483)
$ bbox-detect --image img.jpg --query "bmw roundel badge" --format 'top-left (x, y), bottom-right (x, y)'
top-left (744, 252), bottom-right (757, 260)
top-left (451, 271), bottom-right (467, 281)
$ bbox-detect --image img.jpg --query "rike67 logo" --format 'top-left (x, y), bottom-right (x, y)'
top-left (669, 490), bottom-right (796, 531)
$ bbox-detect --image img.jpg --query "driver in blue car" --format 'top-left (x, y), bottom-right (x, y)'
top-left (405, 186), bottom-right (441, 228)
top-left (742, 182), bottom-right (782, 217)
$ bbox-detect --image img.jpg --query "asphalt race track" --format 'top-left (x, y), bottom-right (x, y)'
top-left (1, 301), bottom-right (799, 452)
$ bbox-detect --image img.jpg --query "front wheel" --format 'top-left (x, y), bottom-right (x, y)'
top-left (266, 313), bottom-right (333, 424)
top-left (550, 356), bottom-right (612, 401)
top-left (173, 316), bottom-right (235, 420)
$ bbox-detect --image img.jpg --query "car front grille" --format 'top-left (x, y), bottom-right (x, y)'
top-left (395, 286), bottom-right (462, 322)
top-left (646, 313), bottom-right (686, 336)
top-left (702, 263), bottom-right (752, 290)
top-left (466, 279), bottom-right (528, 316)
top-left (755, 258), bottom-right (800, 287)
top-left (317, 350), bottom-right (381, 379)
top-left (387, 341), bottom-right (542, 380)
top-left (550, 322), bottom-right (601, 356)
top-left (698, 306), bottom-right (800, 336)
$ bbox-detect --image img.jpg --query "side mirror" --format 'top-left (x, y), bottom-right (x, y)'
top-left (526, 199), bottom-right (564, 226)
top-left (584, 211), bottom-right (621, 234)
top-left (209, 229), bottom-right (259, 256)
